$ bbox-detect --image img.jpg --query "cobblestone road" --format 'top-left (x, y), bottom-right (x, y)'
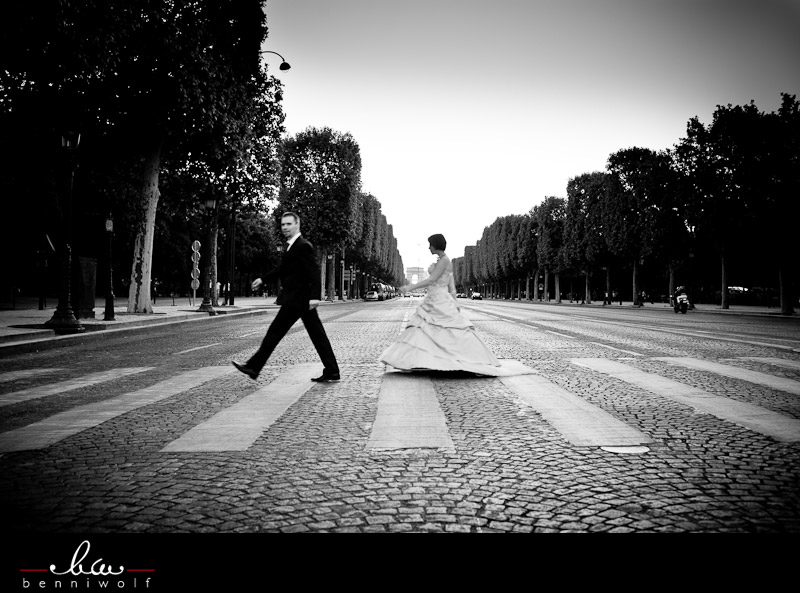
top-left (2, 298), bottom-right (799, 536)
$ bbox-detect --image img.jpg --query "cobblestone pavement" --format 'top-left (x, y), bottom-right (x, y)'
top-left (1, 297), bottom-right (799, 539)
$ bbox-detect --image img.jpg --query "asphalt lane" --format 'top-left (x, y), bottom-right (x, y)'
top-left (1, 297), bottom-right (799, 540)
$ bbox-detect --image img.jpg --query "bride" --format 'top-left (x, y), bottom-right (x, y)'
top-left (379, 233), bottom-right (505, 376)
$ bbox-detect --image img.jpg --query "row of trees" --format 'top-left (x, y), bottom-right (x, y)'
top-left (453, 94), bottom-right (799, 315)
top-left (1, 1), bottom-right (404, 313)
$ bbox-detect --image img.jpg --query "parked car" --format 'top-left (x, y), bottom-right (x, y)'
top-left (471, 292), bottom-right (482, 300)
top-left (365, 290), bottom-right (379, 301)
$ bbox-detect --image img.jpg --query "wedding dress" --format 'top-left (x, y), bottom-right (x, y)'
top-left (379, 258), bottom-right (505, 376)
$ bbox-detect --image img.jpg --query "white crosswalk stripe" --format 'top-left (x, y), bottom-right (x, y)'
top-left (0, 367), bottom-right (153, 407)
top-left (2, 356), bottom-right (799, 454)
top-left (737, 357), bottom-right (800, 371)
top-left (500, 373), bottom-right (652, 447)
top-left (655, 357), bottom-right (800, 395)
top-left (367, 371), bottom-right (454, 450)
top-left (0, 366), bottom-right (232, 453)
top-left (162, 363), bottom-right (319, 452)
top-left (0, 368), bottom-right (65, 383)
top-left (572, 358), bottom-right (800, 443)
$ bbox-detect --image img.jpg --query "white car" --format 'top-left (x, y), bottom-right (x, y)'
top-left (365, 291), bottom-right (379, 301)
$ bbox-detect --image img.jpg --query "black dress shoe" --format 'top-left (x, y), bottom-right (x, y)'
top-left (232, 361), bottom-right (258, 380)
top-left (311, 373), bottom-right (340, 382)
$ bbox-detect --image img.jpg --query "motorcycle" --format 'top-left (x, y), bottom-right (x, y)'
top-left (673, 291), bottom-right (689, 314)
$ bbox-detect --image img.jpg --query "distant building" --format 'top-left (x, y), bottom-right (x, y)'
top-left (406, 266), bottom-right (428, 286)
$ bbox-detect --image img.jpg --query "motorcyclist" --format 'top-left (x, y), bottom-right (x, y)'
top-left (673, 286), bottom-right (689, 313)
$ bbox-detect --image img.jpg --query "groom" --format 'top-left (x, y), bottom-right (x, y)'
top-left (232, 212), bottom-right (341, 382)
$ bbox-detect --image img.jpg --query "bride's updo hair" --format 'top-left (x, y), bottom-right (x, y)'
top-left (428, 234), bottom-right (447, 251)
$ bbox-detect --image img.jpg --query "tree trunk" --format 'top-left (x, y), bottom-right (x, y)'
top-left (779, 266), bottom-right (794, 315)
top-left (584, 271), bottom-right (591, 304)
top-left (318, 248), bottom-right (327, 300)
top-left (555, 272), bottom-right (561, 304)
top-left (605, 267), bottom-right (612, 305)
top-left (326, 251), bottom-right (335, 300)
top-left (632, 258), bottom-right (640, 306)
top-left (544, 268), bottom-right (549, 301)
top-left (127, 137), bottom-right (163, 313)
top-left (720, 252), bottom-right (729, 309)
top-left (668, 262), bottom-right (675, 306)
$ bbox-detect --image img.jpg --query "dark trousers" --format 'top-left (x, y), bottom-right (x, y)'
top-left (247, 303), bottom-right (339, 375)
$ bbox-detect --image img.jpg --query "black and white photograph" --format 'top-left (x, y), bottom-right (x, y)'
top-left (1, 0), bottom-right (799, 587)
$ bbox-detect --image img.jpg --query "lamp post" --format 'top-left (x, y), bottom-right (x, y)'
top-left (339, 248), bottom-right (345, 301)
top-left (45, 131), bottom-right (84, 334)
top-left (259, 50), bottom-right (291, 70)
top-left (197, 196), bottom-right (217, 315)
top-left (227, 206), bottom-right (236, 306)
top-left (104, 214), bottom-right (115, 321)
top-left (326, 253), bottom-right (334, 301)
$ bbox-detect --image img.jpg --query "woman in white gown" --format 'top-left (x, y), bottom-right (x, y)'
top-left (379, 234), bottom-right (505, 376)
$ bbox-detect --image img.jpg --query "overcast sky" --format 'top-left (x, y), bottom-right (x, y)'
top-left (261, 0), bottom-right (800, 272)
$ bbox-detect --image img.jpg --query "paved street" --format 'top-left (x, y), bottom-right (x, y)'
top-left (1, 296), bottom-right (799, 536)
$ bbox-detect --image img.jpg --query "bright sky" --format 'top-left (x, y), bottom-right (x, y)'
top-left (261, 0), bottom-right (800, 271)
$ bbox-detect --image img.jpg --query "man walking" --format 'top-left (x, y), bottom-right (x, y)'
top-left (232, 212), bottom-right (341, 382)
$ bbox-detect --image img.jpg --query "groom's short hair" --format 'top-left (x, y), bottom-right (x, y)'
top-left (282, 211), bottom-right (300, 224)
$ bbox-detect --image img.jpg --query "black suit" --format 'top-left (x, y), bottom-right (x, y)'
top-left (245, 235), bottom-right (339, 376)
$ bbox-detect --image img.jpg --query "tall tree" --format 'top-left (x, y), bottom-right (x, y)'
top-left (278, 127), bottom-right (362, 298)
top-left (607, 148), bottom-right (671, 306)
top-left (1, 0), bottom-right (275, 313)
top-left (535, 197), bottom-right (566, 302)
top-left (673, 103), bottom-right (761, 309)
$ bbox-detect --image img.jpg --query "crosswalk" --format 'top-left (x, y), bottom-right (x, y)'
top-left (0, 356), bottom-right (799, 454)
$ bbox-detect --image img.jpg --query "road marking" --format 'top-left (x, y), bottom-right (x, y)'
top-left (0, 368), bottom-right (65, 383)
top-left (589, 342), bottom-right (643, 356)
top-left (367, 372), bottom-right (454, 450)
top-left (737, 357), bottom-right (800, 372)
top-left (161, 363), bottom-right (318, 452)
top-left (175, 343), bottom-right (221, 355)
top-left (572, 358), bottom-right (800, 443)
top-left (0, 367), bottom-right (153, 407)
top-left (499, 373), bottom-right (652, 447)
top-left (0, 366), bottom-right (232, 453)
top-left (546, 330), bottom-right (575, 339)
top-left (654, 357), bottom-right (800, 395)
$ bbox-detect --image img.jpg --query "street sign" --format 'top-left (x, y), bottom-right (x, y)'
top-left (190, 240), bottom-right (201, 304)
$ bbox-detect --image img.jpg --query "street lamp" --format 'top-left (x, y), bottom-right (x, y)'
top-left (104, 214), bottom-right (115, 321)
top-left (259, 50), bottom-right (291, 70)
top-left (339, 249), bottom-right (345, 301)
top-left (197, 195), bottom-right (217, 315)
top-left (45, 131), bottom-right (84, 334)
top-left (326, 253), bottom-right (334, 301)
top-left (227, 206), bottom-right (236, 306)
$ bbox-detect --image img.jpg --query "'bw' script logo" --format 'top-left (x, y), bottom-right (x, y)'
top-left (20, 540), bottom-right (154, 590)
top-left (50, 540), bottom-right (124, 576)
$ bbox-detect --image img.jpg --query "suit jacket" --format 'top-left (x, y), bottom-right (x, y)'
top-left (265, 235), bottom-right (321, 307)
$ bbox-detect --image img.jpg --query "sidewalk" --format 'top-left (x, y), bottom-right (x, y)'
top-left (0, 295), bottom-right (350, 354)
top-left (476, 296), bottom-right (798, 319)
